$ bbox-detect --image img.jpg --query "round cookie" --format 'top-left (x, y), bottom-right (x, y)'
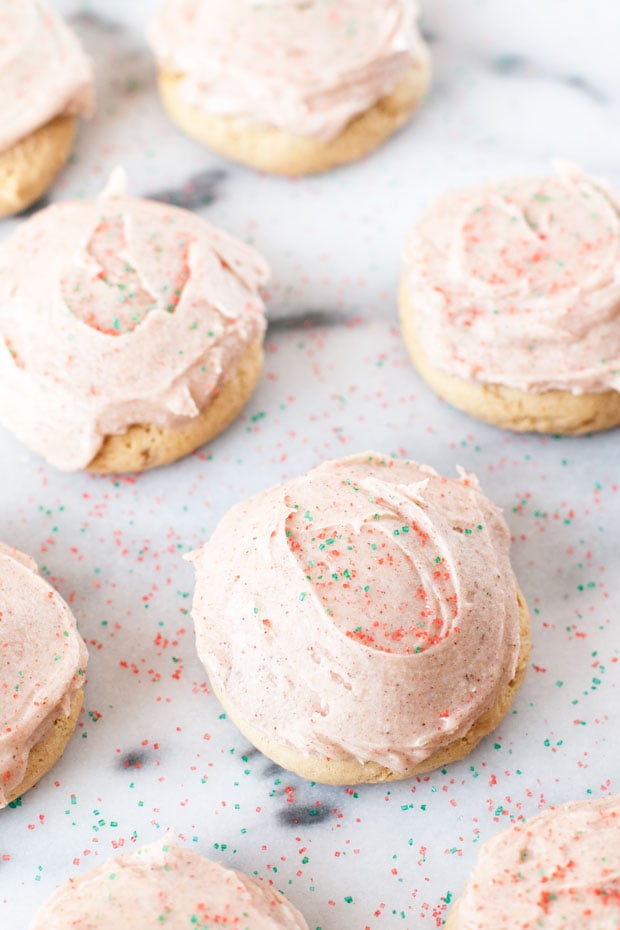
top-left (189, 452), bottom-right (531, 785)
top-left (0, 544), bottom-right (87, 807)
top-left (0, 0), bottom-right (93, 217)
top-left (0, 170), bottom-right (269, 473)
top-left (30, 834), bottom-right (310, 929)
top-left (445, 795), bottom-right (620, 929)
top-left (399, 162), bottom-right (620, 434)
top-left (149, 0), bottom-right (430, 176)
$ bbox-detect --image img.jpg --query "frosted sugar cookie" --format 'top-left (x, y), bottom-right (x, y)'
top-left (189, 452), bottom-right (530, 785)
top-left (30, 834), bottom-right (309, 929)
top-left (0, 543), bottom-right (87, 807)
top-left (0, 170), bottom-right (268, 472)
top-left (148, 0), bottom-right (430, 175)
top-left (0, 0), bottom-right (93, 217)
top-left (445, 795), bottom-right (620, 929)
top-left (400, 162), bottom-right (620, 433)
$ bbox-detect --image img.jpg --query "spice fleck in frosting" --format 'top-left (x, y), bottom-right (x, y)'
top-left (0, 0), bottom-right (93, 153)
top-left (148, 0), bottom-right (424, 140)
top-left (449, 795), bottom-right (620, 929)
top-left (0, 543), bottom-right (87, 808)
top-left (402, 162), bottom-right (620, 394)
top-left (190, 452), bottom-right (522, 771)
top-left (0, 170), bottom-right (268, 470)
top-left (30, 834), bottom-right (310, 929)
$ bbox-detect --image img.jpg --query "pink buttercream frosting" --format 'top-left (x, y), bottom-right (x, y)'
top-left (0, 0), bottom-right (94, 154)
top-left (190, 452), bottom-right (522, 770)
top-left (0, 171), bottom-right (268, 470)
top-left (30, 834), bottom-right (309, 929)
top-left (452, 795), bottom-right (620, 929)
top-left (0, 542), bottom-right (87, 808)
top-left (403, 162), bottom-right (620, 394)
top-left (148, 0), bottom-right (426, 140)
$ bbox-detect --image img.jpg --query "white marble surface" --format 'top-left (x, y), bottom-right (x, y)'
top-left (1, 2), bottom-right (619, 928)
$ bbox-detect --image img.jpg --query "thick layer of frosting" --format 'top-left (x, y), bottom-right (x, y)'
top-left (403, 162), bottom-right (620, 394)
top-left (0, 0), bottom-right (93, 153)
top-left (0, 543), bottom-right (87, 808)
top-left (149, 0), bottom-right (425, 140)
top-left (0, 172), bottom-right (268, 470)
top-left (190, 452), bottom-right (521, 770)
top-left (30, 834), bottom-right (309, 929)
top-left (453, 795), bottom-right (620, 929)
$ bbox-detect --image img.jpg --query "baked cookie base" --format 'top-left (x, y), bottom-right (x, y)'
top-left (157, 50), bottom-right (431, 176)
top-left (399, 281), bottom-right (620, 434)
top-left (209, 589), bottom-right (531, 786)
top-left (0, 116), bottom-right (76, 219)
top-left (6, 689), bottom-right (83, 805)
top-left (88, 339), bottom-right (264, 474)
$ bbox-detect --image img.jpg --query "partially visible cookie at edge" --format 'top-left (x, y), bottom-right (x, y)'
top-left (0, 0), bottom-right (94, 217)
top-left (0, 543), bottom-right (87, 807)
top-left (445, 795), bottom-right (620, 929)
top-left (30, 833), bottom-right (310, 929)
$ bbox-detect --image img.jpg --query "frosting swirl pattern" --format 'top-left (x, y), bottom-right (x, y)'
top-left (0, 543), bottom-right (87, 808)
top-left (190, 452), bottom-right (521, 770)
top-left (148, 0), bottom-right (424, 140)
top-left (0, 172), bottom-right (268, 470)
top-left (403, 163), bottom-right (620, 394)
top-left (0, 0), bottom-right (93, 153)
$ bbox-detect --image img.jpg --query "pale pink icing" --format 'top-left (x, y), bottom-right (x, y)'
top-left (0, 171), bottom-right (268, 470)
top-left (0, 542), bottom-right (87, 808)
top-left (30, 833), bottom-right (309, 929)
top-left (403, 162), bottom-right (620, 394)
top-left (148, 0), bottom-right (426, 141)
top-left (0, 0), bottom-right (93, 154)
top-left (452, 795), bottom-right (620, 929)
top-left (190, 452), bottom-right (521, 770)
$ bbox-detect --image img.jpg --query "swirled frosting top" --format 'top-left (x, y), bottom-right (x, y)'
top-left (0, 171), bottom-right (268, 470)
top-left (0, 0), bottom-right (93, 153)
top-left (403, 162), bottom-right (620, 393)
top-left (452, 795), bottom-right (620, 929)
top-left (190, 452), bottom-right (521, 770)
top-left (148, 0), bottom-right (425, 140)
top-left (0, 542), bottom-right (87, 807)
top-left (30, 834), bottom-right (309, 929)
